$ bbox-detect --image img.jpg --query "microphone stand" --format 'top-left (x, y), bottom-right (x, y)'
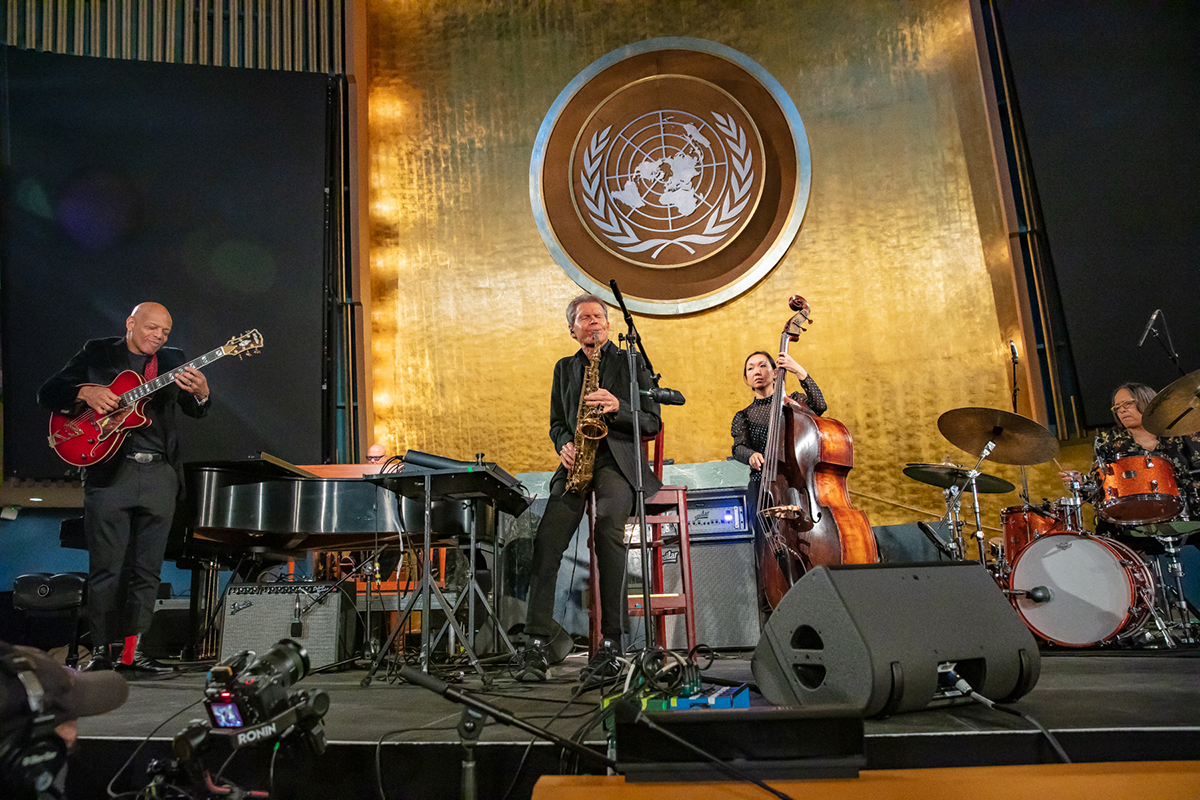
top-left (1148, 312), bottom-right (1187, 377)
top-left (609, 279), bottom-right (658, 654)
top-left (396, 664), bottom-right (615, 800)
top-left (1010, 343), bottom-right (1030, 505)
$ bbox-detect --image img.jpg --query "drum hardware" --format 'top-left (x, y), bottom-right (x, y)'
top-left (902, 461), bottom-right (1014, 565)
top-left (1006, 533), bottom-right (1156, 647)
top-left (1141, 367), bottom-right (1200, 437)
top-left (936, 408), bottom-right (1060, 568)
top-left (1096, 455), bottom-right (1183, 525)
top-left (1136, 530), bottom-right (1199, 645)
top-left (902, 463), bottom-right (1016, 495)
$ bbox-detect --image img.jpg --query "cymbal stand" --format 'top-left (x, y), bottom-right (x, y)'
top-left (1155, 534), bottom-right (1197, 645)
top-left (1062, 475), bottom-right (1087, 532)
top-left (940, 486), bottom-right (966, 560)
top-left (951, 441), bottom-right (995, 565)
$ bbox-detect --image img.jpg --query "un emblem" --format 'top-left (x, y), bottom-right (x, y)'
top-left (532, 38), bottom-right (811, 315)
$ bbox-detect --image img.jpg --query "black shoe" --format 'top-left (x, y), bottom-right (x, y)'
top-left (83, 645), bottom-right (113, 672)
top-left (117, 652), bottom-right (172, 675)
top-left (517, 639), bottom-right (549, 683)
top-left (581, 638), bottom-right (623, 682)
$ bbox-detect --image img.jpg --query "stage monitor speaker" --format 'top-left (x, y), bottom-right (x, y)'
top-left (220, 583), bottom-right (356, 669)
top-left (752, 562), bottom-right (1040, 717)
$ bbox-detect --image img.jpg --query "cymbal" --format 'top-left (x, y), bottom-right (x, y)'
top-left (937, 407), bottom-right (1060, 466)
top-left (1126, 520), bottom-right (1200, 538)
top-left (902, 463), bottom-right (1016, 494)
top-left (1142, 368), bottom-right (1200, 438)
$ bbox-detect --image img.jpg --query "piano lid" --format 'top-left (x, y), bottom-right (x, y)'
top-left (183, 454), bottom-right (529, 552)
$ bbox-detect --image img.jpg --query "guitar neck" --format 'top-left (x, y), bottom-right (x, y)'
top-left (120, 346), bottom-right (225, 404)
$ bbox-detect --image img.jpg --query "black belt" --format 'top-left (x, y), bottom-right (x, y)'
top-left (126, 452), bottom-right (165, 464)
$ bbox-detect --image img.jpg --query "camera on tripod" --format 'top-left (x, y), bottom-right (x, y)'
top-left (153, 639), bottom-right (330, 797)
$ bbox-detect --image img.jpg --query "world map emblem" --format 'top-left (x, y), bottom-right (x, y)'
top-left (532, 38), bottom-right (811, 315)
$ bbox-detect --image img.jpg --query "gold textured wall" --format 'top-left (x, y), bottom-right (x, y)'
top-left (366, 0), bottom-right (1072, 528)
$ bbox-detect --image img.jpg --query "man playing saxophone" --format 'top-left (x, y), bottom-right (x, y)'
top-left (518, 293), bottom-right (663, 682)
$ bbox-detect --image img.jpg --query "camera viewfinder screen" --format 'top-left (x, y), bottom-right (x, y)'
top-left (208, 702), bottom-right (244, 729)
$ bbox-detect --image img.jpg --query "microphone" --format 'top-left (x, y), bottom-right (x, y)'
top-left (403, 450), bottom-right (476, 470)
top-left (643, 387), bottom-right (686, 406)
top-left (917, 521), bottom-right (954, 558)
top-left (1009, 341), bottom-right (1019, 365)
top-left (1026, 585), bottom-right (1052, 603)
top-left (1138, 309), bottom-right (1160, 347)
top-left (291, 593), bottom-right (303, 638)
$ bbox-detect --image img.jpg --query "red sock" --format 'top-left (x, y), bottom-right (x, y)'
top-left (123, 635), bottom-right (137, 665)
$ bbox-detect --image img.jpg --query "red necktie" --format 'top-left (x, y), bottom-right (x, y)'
top-left (144, 353), bottom-right (158, 381)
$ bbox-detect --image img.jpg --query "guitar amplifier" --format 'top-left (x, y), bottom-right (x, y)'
top-left (219, 583), bottom-right (356, 669)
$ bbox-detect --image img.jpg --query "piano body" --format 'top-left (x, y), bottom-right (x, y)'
top-left (175, 452), bottom-right (528, 659)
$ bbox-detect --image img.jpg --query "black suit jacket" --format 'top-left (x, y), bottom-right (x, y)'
top-left (548, 340), bottom-right (663, 495)
top-left (37, 336), bottom-right (209, 489)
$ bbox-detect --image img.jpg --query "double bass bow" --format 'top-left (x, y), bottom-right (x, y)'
top-left (756, 295), bottom-right (878, 609)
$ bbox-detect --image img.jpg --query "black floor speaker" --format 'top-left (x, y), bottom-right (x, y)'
top-left (752, 562), bottom-right (1040, 717)
top-left (219, 583), bottom-right (356, 669)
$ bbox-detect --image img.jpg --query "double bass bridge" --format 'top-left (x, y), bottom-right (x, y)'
top-left (762, 504), bottom-right (806, 521)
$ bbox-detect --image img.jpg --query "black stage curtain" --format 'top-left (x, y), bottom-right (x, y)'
top-left (0, 47), bottom-right (329, 479)
top-left (996, 1), bottom-right (1200, 429)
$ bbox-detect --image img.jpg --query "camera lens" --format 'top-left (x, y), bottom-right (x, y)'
top-left (250, 639), bottom-right (310, 688)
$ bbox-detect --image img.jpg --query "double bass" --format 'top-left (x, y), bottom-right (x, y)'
top-left (756, 296), bottom-right (878, 608)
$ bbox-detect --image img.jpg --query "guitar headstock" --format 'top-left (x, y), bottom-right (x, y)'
top-left (223, 329), bottom-right (264, 359)
top-left (784, 295), bottom-right (813, 340)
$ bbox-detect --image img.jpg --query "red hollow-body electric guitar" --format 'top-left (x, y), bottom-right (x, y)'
top-left (47, 330), bottom-right (263, 467)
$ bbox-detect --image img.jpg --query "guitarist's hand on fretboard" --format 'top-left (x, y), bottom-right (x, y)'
top-left (77, 384), bottom-right (120, 415)
top-left (174, 365), bottom-right (210, 402)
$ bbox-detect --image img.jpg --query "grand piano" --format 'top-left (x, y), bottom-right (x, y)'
top-left (177, 451), bottom-right (530, 660)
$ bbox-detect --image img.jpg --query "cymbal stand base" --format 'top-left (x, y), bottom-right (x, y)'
top-left (1157, 537), bottom-right (1198, 645)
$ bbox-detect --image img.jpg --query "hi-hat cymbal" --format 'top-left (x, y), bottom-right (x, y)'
top-left (937, 407), bottom-right (1060, 466)
top-left (1142, 368), bottom-right (1200, 438)
top-left (902, 463), bottom-right (1016, 494)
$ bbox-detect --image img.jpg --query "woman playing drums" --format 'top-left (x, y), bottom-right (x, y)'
top-left (1060, 382), bottom-right (1200, 552)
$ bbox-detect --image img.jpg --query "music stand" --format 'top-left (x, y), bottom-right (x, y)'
top-left (360, 462), bottom-right (530, 686)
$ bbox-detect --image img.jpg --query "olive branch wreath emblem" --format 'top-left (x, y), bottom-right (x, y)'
top-left (579, 113), bottom-right (755, 260)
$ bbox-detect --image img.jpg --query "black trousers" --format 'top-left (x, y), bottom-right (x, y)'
top-left (82, 459), bottom-right (176, 645)
top-left (525, 452), bottom-right (634, 641)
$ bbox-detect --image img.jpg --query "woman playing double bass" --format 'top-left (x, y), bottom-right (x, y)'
top-left (731, 350), bottom-right (826, 617)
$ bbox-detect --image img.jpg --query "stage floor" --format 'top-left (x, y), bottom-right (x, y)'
top-left (65, 647), bottom-right (1200, 799)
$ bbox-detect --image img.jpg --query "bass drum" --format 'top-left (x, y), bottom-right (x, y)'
top-left (1008, 533), bottom-right (1154, 647)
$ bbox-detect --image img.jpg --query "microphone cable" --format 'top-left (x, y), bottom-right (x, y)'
top-left (947, 670), bottom-right (1071, 763)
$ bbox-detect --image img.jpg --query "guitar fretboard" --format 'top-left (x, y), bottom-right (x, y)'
top-left (119, 346), bottom-right (226, 404)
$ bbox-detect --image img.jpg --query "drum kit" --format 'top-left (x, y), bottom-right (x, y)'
top-left (903, 381), bottom-right (1200, 650)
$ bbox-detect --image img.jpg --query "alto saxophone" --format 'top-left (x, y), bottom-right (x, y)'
top-left (565, 336), bottom-right (608, 494)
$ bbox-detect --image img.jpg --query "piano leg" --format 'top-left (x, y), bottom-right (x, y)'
top-left (185, 559), bottom-right (221, 661)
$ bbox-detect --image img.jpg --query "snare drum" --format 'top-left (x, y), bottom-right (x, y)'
top-left (1097, 455), bottom-right (1183, 525)
top-left (1001, 504), bottom-right (1065, 559)
top-left (1007, 533), bottom-right (1155, 647)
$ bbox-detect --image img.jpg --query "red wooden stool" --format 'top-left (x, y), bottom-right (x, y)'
top-left (586, 426), bottom-right (696, 654)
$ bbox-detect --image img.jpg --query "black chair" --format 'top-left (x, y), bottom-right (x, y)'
top-left (12, 572), bottom-right (88, 667)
